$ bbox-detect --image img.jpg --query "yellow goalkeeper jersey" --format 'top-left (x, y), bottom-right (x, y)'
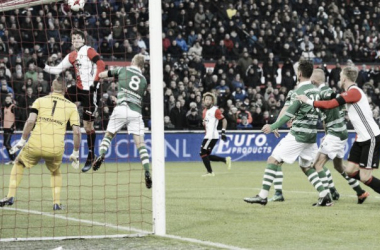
top-left (27, 92), bottom-right (80, 154)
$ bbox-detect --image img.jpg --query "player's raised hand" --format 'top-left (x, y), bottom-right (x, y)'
top-left (297, 95), bottom-right (309, 103)
top-left (10, 138), bottom-right (26, 154)
top-left (69, 150), bottom-right (80, 169)
top-left (261, 124), bottom-right (272, 134)
top-left (221, 129), bottom-right (227, 141)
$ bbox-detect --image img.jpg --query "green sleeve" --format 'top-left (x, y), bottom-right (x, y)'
top-left (285, 99), bottom-right (301, 117)
top-left (270, 115), bottom-right (292, 130)
top-left (269, 99), bottom-right (300, 130)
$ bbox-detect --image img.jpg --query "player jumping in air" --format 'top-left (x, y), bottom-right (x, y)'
top-left (0, 76), bottom-right (81, 210)
top-left (92, 54), bottom-right (152, 189)
top-left (200, 92), bottom-right (231, 177)
top-left (37, 29), bottom-right (105, 172)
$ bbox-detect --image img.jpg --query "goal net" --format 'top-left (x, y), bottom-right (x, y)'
top-left (0, 0), bottom-right (154, 241)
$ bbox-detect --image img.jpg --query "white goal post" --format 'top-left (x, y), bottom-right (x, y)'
top-left (149, 0), bottom-right (166, 236)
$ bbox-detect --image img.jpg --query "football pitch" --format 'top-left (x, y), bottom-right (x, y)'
top-left (1, 161), bottom-right (380, 249)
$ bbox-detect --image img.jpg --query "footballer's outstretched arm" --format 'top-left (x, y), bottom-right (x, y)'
top-left (42, 55), bottom-right (72, 75)
top-left (272, 104), bottom-right (289, 137)
top-left (98, 70), bottom-right (109, 78)
top-left (298, 88), bottom-right (361, 109)
top-left (72, 125), bottom-right (81, 151)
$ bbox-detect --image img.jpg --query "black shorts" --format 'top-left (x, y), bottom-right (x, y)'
top-left (348, 135), bottom-right (380, 169)
top-left (65, 84), bottom-right (100, 121)
top-left (200, 138), bottom-right (218, 156)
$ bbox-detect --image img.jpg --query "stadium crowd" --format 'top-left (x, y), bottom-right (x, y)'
top-left (0, 0), bottom-right (380, 131)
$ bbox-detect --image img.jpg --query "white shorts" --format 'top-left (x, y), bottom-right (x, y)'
top-left (319, 134), bottom-right (347, 160)
top-left (107, 105), bottom-right (145, 135)
top-left (271, 133), bottom-right (318, 167)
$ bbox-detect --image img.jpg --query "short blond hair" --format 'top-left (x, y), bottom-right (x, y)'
top-left (53, 75), bottom-right (66, 92)
top-left (342, 66), bottom-right (359, 82)
top-left (311, 68), bottom-right (325, 84)
top-left (132, 54), bottom-right (145, 69)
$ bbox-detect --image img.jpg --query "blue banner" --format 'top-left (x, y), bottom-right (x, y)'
top-left (0, 131), bottom-right (357, 162)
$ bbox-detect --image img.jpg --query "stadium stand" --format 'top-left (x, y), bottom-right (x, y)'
top-left (1, 0), bottom-right (380, 131)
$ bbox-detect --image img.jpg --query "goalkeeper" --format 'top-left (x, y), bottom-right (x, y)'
top-left (92, 54), bottom-right (152, 189)
top-left (0, 76), bottom-right (81, 210)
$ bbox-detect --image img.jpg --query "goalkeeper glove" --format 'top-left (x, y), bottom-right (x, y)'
top-left (10, 138), bottom-right (26, 154)
top-left (221, 129), bottom-right (227, 141)
top-left (69, 150), bottom-right (80, 169)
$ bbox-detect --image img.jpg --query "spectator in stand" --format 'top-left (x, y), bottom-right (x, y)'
top-left (186, 108), bottom-right (202, 130)
top-left (238, 50), bottom-right (253, 77)
top-left (24, 62), bottom-right (38, 84)
top-left (191, 57), bottom-right (206, 77)
top-left (202, 39), bottom-right (215, 60)
top-left (0, 81), bottom-right (11, 106)
top-left (167, 40), bottom-right (183, 59)
top-left (357, 64), bottom-right (370, 88)
top-left (19, 87), bottom-right (36, 124)
top-left (226, 105), bottom-right (238, 130)
top-left (194, 8), bottom-right (206, 31)
top-left (187, 30), bottom-right (197, 47)
top-left (281, 70), bottom-right (296, 92)
top-left (175, 34), bottom-right (188, 52)
top-left (237, 116), bottom-right (253, 130)
top-left (0, 75), bottom-right (13, 93)
top-left (164, 116), bottom-right (175, 130)
top-left (301, 45), bottom-right (315, 61)
top-left (35, 72), bottom-right (48, 93)
top-left (188, 41), bottom-right (202, 58)
top-left (226, 3), bottom-right (237, 19)
top-left (251, 106), bottom-right (264, 129)
top-left (170, 100), bottom-right (186, 129)
top-left (236, 104), bottom-right (252, 125)
top-left (163, 33), bottom-right (171, 52)
top-left (232, 87), bottom-right (247, 102)
top-left (329, 62), bottom-right (342, 88)
top-left (214, 40), bottom-right (228, 58)
top-left (231, 74), bottom-right (244, 91)
top-left (300, 36), bottom-right (314, 52)
top-left (223, 34), bottom-right (234, 55)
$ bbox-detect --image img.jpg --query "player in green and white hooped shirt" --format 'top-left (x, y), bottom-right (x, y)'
top-left (310, 69), bottom-right (369, 203)
top-left (92, 54), bottom-right (152, 189)
top-left (244, 60), bottom-right (331, 206)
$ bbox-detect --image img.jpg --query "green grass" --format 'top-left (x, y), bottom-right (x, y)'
top-left (1, 161), bottom-right (380, 249)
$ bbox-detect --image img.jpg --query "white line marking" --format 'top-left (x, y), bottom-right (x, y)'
top-left (162, 234), bottom-right (250, 250)
top-left (0, 207), bottom-right (248, 249)
top-left (1, 207), bottom-right (150, 235)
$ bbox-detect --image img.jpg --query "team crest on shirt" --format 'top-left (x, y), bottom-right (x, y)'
top-left (74, 59), bottom-right (82, 69)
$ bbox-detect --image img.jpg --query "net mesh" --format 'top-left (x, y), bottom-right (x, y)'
top-left (0, 0), bottom-right (152, 240)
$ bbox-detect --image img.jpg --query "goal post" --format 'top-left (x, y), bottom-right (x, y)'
top-left (149, 0), bottom-right (166, 236)
top-left (0, 0), bottom-right (164, 241)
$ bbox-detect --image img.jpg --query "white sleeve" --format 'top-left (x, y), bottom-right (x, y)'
top-left (43, 55), bottom-right (72, 75)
